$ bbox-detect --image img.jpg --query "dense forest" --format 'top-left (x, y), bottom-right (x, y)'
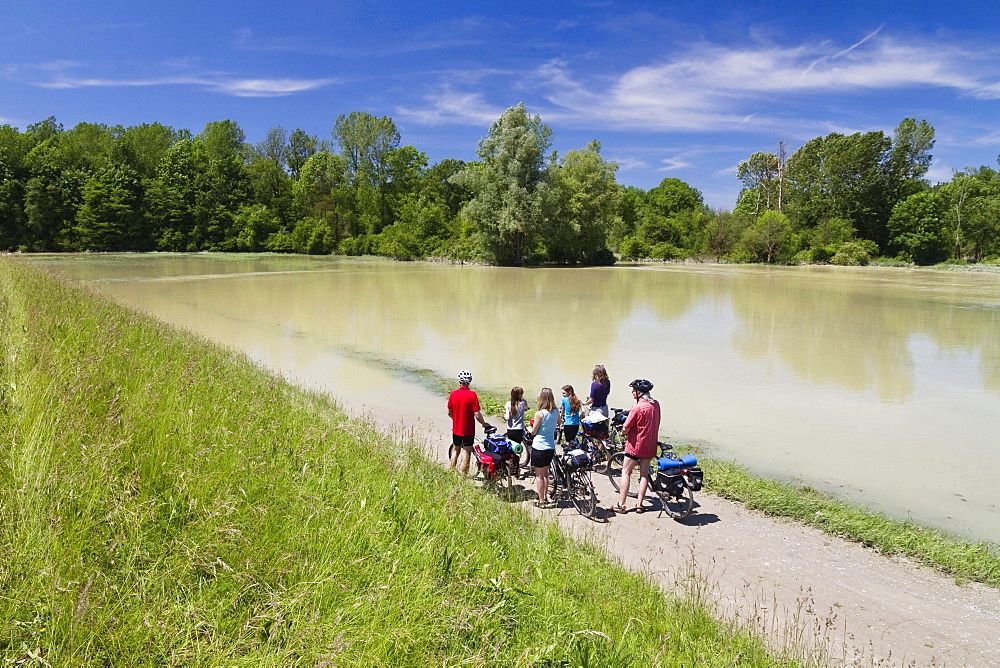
top-left (1, 104), bottom-right (998, 265)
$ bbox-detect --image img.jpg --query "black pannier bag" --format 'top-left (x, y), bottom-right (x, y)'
top-left (688, 467), bottom-right (704, 491)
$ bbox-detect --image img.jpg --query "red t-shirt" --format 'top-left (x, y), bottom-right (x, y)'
top-left (448, 386), bottom-right (480, 437)
top-left (623, 398), bottom-right (661, 459)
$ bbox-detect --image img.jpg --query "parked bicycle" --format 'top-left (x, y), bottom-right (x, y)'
top-left (450, 426), bottom-right (518, 499)
top-left (546, 440), bottom-right (598, 518)
top-left (605, 442), bottom-right (703, 519)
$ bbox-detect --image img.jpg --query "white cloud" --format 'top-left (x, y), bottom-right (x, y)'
top-left (396, 89), bottom-right (505, 126)
top-left (406, 30), bottom-right (1000, 138)
top-left (15, 64), bottom-right (337, 97)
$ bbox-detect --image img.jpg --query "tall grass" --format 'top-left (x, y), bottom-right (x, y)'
top-left (0, 259), bottom-right (791, 665)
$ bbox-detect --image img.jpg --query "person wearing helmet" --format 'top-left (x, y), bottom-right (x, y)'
top-left (448, 369), bottom-right (489, 475)
top-left (606, 379), bottom-right (661, 514)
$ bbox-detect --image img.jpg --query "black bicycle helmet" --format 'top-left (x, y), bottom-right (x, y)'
top-left (629, 378), bottom-right (654, 393)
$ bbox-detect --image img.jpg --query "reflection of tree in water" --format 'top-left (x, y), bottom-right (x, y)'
top-left (727, 268), bottom-right (1000, 400)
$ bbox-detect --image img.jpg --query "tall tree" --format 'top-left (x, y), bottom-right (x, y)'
top-left (736, 152), bottom-right (779, 215)
top-left (451, 103), bottom-right (553, 266)
top-left (331, 112), bottom-right (401, 234)
top-left (286, 128), bottom-right (319, 177)
top-left (546, 140), bottom-right (620, 264)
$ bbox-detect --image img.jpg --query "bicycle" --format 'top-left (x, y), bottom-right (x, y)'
top-left (605, 442), bottom-right (702, 519)
top-left (449, 426), bottom-right (517, 499)
top-left (545, 441), bottom-right (598, 518)
top-left (574, 413), bottom-right (620, 474)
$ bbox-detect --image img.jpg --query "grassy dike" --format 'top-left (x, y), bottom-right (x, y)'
top-left (350, 350), bottom-right (1000, 589)
top-left (0, 258), bottom-right (791, 665)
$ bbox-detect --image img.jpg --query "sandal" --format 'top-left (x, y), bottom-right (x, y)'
top-left (631, 505), bottom-right (645, 514)
top-left (604, 504), bottom-right (628, 513)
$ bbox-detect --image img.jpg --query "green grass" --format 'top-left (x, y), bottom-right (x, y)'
top-left (0, 259), bottom-right (792, 665)
top-left (702, 458), bottom-right (1000, 587)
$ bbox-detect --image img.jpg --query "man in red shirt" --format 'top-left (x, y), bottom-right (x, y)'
top-left (448, 369), bottom-right (488, 475)
top-left (606, 378), bottom-right (661, 513)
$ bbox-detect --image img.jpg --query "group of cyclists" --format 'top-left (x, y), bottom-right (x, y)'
top-left (447, 365), bottom-right (662, 514)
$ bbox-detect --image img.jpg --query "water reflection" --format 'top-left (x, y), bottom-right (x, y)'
top-left (22, 254), bottom-right (1000, 544)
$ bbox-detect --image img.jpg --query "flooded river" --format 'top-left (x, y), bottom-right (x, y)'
top-left (25, 254), bottom-right (1000, 544)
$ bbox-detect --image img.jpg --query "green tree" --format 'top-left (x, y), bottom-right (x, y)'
top-left (146, 139), bottom-right (199, 251)
top-left (192, 120), bottom-right (251, 249)
top-left (451, 103), bottom-right (553, 266)
top-left (287, 128), bottom-right (320, 177)
top-left (332, 112), bottom-right (401, 234)
top-left (546, 141), bottom-right (620, 265)
top-left (736, 152), bottom-right (779, 215)
top-left (736, 210), bottom-right (795, 263)
top-left (72, 165), bottom-right (142, 250)
top-left (888, 191), bottom-right (948, 264)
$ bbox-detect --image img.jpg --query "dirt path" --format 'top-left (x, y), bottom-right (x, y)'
top-left (401, 420), bottom-right (1000, 666)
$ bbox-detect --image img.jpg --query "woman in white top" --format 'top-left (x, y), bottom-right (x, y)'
top-left (504, 386), bottom-right (529, 476)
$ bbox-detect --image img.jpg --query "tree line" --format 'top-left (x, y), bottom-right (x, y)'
top-left (1, 105), bottom-right (998, 265)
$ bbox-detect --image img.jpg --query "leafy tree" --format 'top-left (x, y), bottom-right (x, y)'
top-left (332, 112), bottom-right (401, 234)
top-left (703, 210), bottom-right (745, 262)
top-left (192, 120), bottom-right (251, 249)
top-left (451, 103), bottom-right (553, 266)
top-left (736, 210), bottom-right (795, 263)
top-left (888, 191), bottom-right (948, 264)
top-left (286, 128), bottom-right (320, 177)
top-left (736, 151), bottom-right (779, 215)
top-left (231, 204), bottom-right (280, 252)
top-left (72, 165), bottom-right (142, 250)
top-left (255, 126), bottom-right (288, 167)
top-left (546, 141), bottom-right (620, 265)
top-left (146, 139), bottom-right (199, 251)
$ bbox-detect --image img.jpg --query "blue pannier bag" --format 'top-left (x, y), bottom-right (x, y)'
top-left (486, 434), bottom-right (513, 457)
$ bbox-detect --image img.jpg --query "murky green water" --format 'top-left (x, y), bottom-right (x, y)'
top-left (24, 253), bottom-right (1000, 543)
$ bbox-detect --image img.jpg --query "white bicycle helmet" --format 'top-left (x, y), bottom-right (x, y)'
top-left (457, 369), bottom-right (473, 385)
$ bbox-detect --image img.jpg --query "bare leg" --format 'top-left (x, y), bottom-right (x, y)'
top-left (459, 445), bottom-right (474, 476)
top-left (535, 466), bottom-right (550, 504)
top-left (636, 457), bottom-right (652, 508)
top-left (619, 456), bottom-right (636, 508)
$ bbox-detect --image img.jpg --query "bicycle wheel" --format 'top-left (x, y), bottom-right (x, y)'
top-left (494, 461), bottom-right (514, 500)
top-left (658, 475), bottom-right (694, 520)
top-left (609, 425), bottom-right (625, 454)
top-left (605, 452), bottom-right (652, 499)
top-left (584, 436), bottom-right (609, 475)
top-left (547, 458), bottom-right (562, 504)
top-left (568, 470), bottom-right (597, 517)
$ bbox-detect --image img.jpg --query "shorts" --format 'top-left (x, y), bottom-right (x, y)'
top-left (530, 447), bottom-right (555, 468)
top-left (624, 451), bottom-right (641, 461)
top-left (563, 424), bottom-right (579, 442)
top-left (590, 405), bottom-right (609, 418)
top-left (506, 429), bottom-right (524, 444)
top-left (452, 433), bottom-right (475, 448)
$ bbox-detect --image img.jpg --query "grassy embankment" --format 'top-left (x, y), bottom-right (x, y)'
top-left (353, 351), bottom-right (1000, 589)
top-left (0, 259), bottom-right (792, 665)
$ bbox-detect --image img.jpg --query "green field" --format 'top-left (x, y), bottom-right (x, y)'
top-left (0, 258), bottom-right (797, 665)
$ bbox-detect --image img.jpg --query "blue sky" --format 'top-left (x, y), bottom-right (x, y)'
top-left (2, 1), bottom-right (999, 208)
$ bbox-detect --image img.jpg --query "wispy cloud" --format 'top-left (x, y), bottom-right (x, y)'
top-left (404, 30), bottom-right (1000, 136)
top-left (5, 60), bottom-right (337, 97)
top-left (395, 88), bottom-right (504, 126)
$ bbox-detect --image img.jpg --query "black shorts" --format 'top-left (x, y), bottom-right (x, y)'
top-left (530, 448), bottom-right (555, 468)
top-left (563, 424), bottom-right (579, 441)
top-left (624, 451), bottom-right (641, 461)
top-left (452, 433), bottom-right (475, 448)
top-left (506, 429), bottom-right (524, 444)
